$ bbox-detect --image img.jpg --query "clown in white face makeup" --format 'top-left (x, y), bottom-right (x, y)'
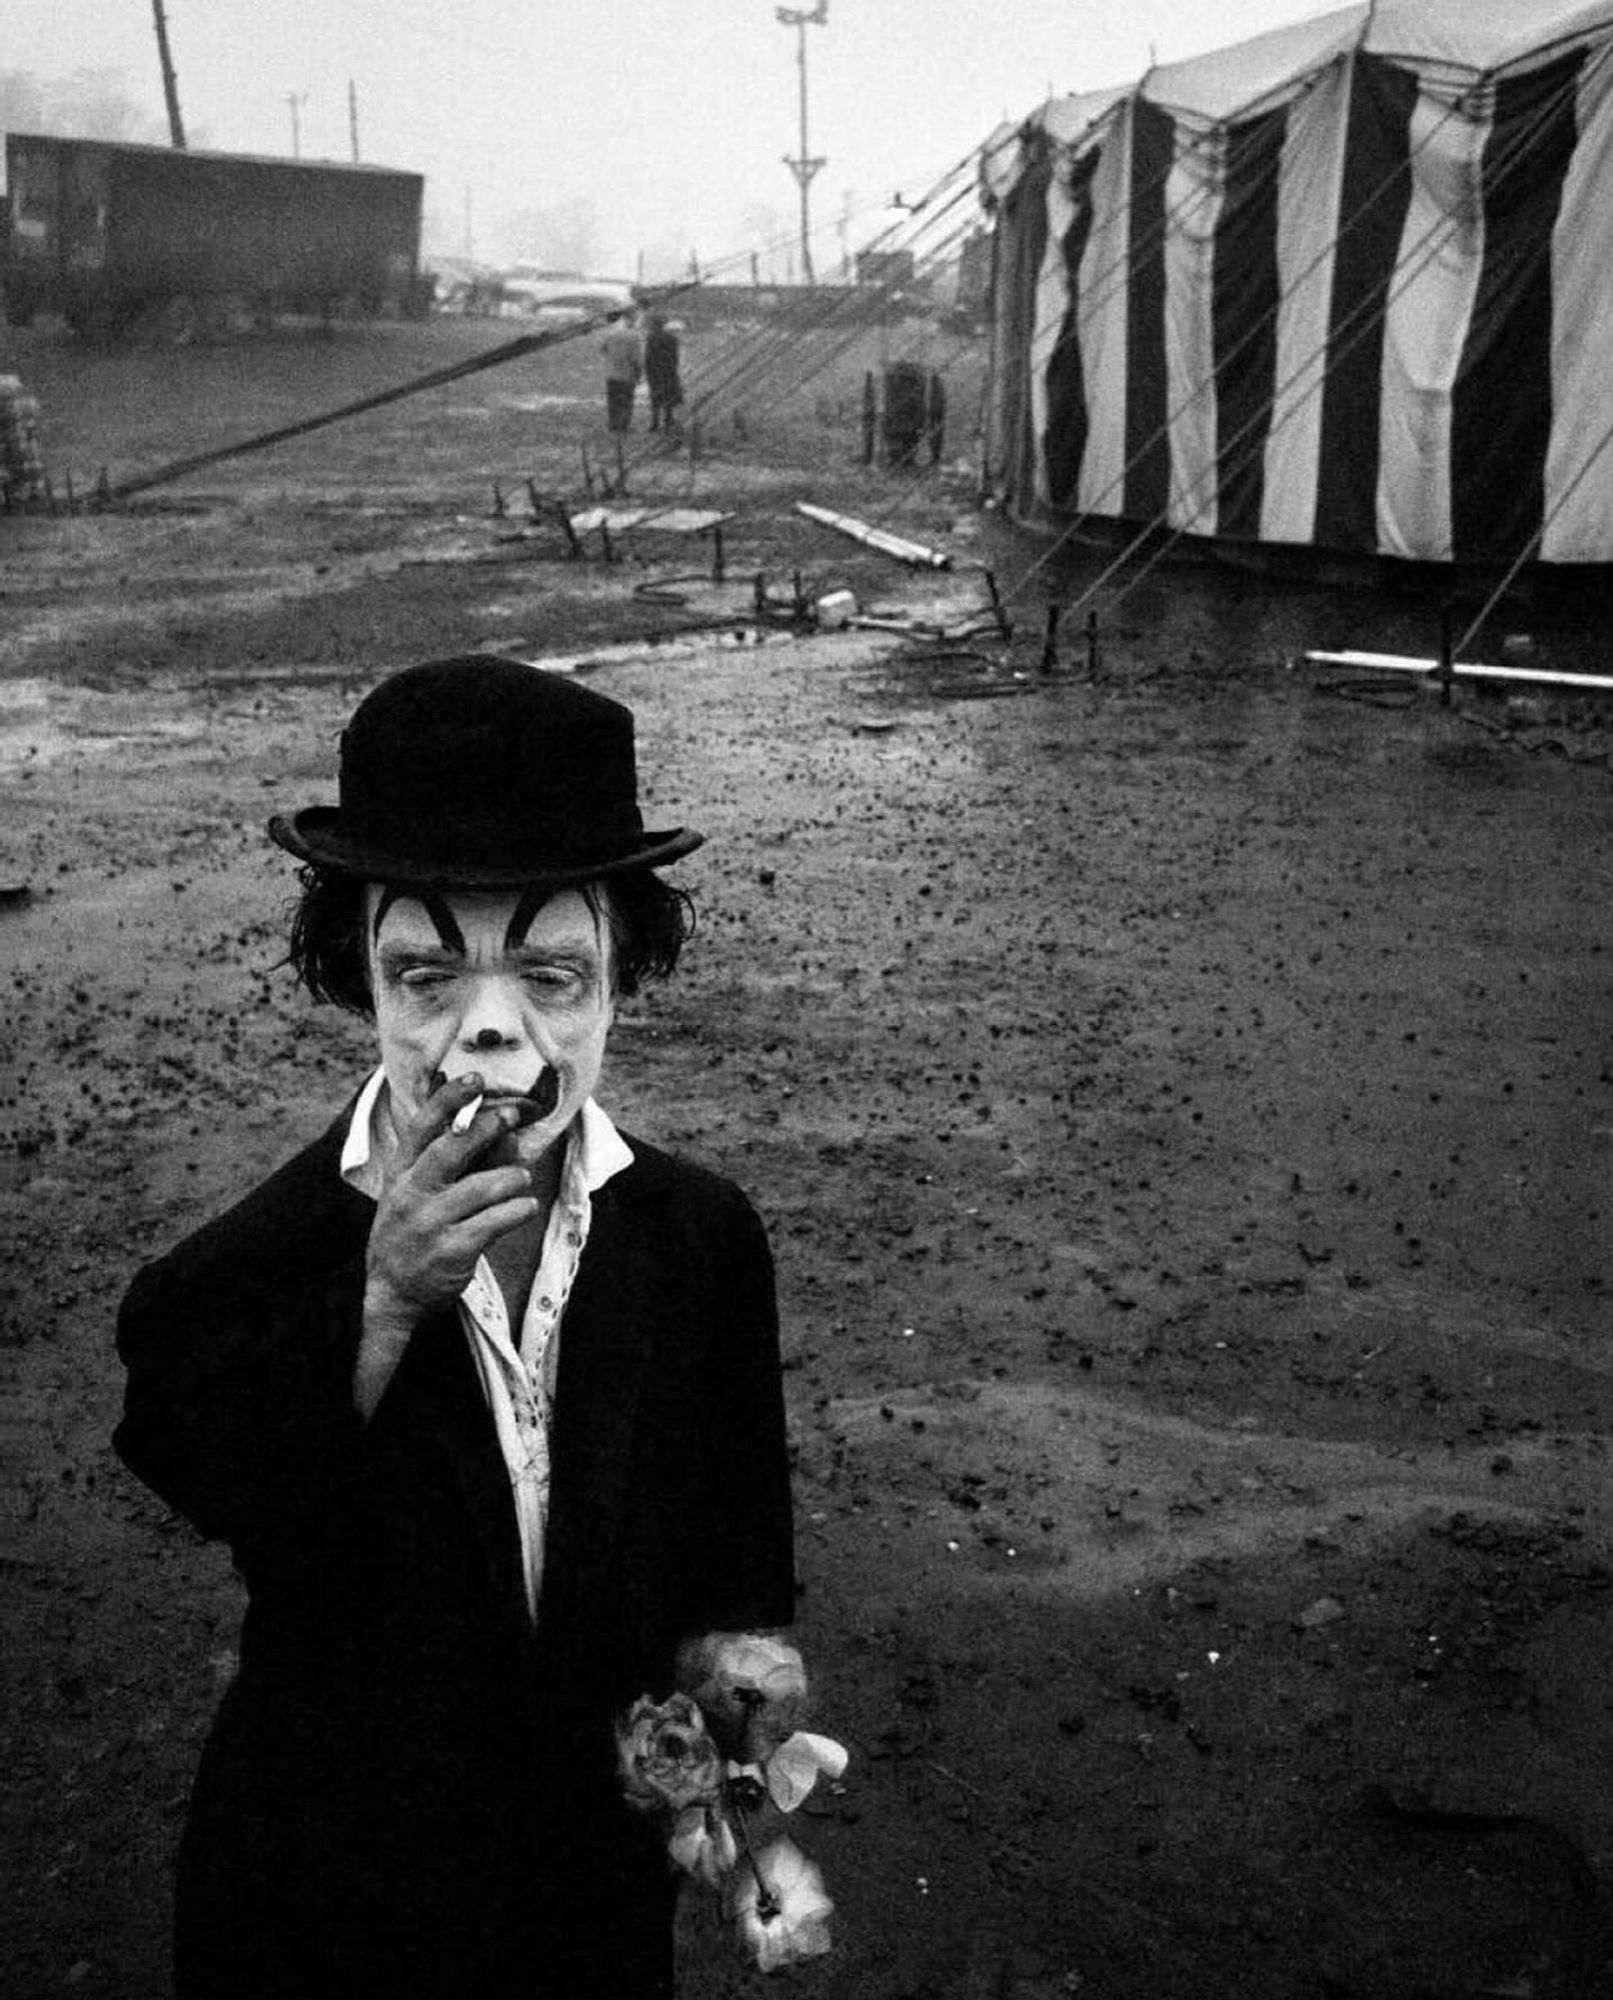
top-left (117, 660), bottom-right (798, 1998)
top-left (366, 882), bottom-right (616, 1180)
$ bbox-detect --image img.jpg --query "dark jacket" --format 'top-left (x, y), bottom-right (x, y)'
top-left (115, 1112), bottom-right (795, 1999)
top-left (643, 325), bottom-right (682, 407)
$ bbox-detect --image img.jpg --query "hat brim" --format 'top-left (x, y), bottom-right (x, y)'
top-left (268, 809), bottom-right (703, 887)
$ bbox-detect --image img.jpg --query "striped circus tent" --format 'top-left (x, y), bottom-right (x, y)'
top-left (980, 1), bottom-right (1613, 568)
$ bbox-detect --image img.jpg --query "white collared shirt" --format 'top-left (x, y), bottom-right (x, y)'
top-left (340, 1067), bottom-right (633, 1620)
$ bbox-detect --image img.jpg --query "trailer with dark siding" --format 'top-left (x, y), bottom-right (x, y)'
top-left (2, 134), bottom-right (424, 336)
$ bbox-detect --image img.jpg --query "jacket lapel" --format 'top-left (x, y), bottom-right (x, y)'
top-left (538, 1160), bottom-right (664, 1659)
top-left (383, 1303), bottom-right (535, 1642)
top-left (302, 1107), bottom-right (537, 1645)
top-left (372, 1143), bottom-right (673, 1665)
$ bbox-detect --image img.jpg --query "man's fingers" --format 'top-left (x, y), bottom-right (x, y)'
top-left (443, 1196), bottom-right (544, 1263)
top-left (428, 1165), bottom-right (534, 1225)
top-left (403, 1088), bottom-right (531, 1189)
top-left (394, 1071), bottom-right (485, 1171)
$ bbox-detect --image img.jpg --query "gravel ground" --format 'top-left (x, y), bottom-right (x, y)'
top-left (3, 313), bottom-right (1612, 1999)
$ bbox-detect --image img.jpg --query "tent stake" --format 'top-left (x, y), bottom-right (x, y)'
top-left (983, 569), bottom-right (1013, 640)
top-left (1439, 603), bottom-right (1455, 708)
top-left (1039, 602), bottom-right (1062, 675)
top-left (1086, 606), bottom-right (1101, 677)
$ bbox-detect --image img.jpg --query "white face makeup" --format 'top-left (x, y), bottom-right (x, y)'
top-left (366, 884), bottom-right (616, 1171)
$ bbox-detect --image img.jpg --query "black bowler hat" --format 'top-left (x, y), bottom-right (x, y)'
top-left (268, 655), bottom-right (703, 886)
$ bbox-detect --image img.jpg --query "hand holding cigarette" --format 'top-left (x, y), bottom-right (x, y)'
top-left (361, 1074), bottom-right (538, 1342)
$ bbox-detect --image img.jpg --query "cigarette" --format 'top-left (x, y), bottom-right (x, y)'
top-left (450, 1093), bottom-right (483, 1135)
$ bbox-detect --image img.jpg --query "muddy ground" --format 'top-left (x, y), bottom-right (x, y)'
top-left (2, 315), bottom-right (1612, 1999)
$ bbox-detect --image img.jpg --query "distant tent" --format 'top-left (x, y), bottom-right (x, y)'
top-left (979, 0), bottom-right (1613, 569)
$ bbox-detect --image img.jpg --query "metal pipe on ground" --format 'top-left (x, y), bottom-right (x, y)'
top-left (1299, 650), bottom-right (1613, 693)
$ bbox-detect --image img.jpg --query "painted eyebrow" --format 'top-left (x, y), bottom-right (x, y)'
top-left (506, 886), bottom-right (553, 951)
top-left (372, 886), bottom-right (466, 954)
top-left (506, 884), bottom-right (611, 953)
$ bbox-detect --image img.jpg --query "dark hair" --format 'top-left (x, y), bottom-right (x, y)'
top-left (283, 864), bottom-right (696, 1015)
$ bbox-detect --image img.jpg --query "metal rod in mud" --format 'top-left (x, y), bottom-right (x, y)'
top-left (1299, 649), bottom-right (1613, 692)
top-left (1039, 601), bottom-right (1062, 675)
top-left (983, 569), bottom-right (1013, 640)
top-left (794, 501), bottom-right (952, 570)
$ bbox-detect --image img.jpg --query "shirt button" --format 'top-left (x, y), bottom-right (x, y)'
top-left (539, 1296), bottom-right (553, 1312)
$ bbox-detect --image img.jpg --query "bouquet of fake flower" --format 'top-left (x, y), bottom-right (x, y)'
top-left (616, 1632), bottom-right (849, 1973)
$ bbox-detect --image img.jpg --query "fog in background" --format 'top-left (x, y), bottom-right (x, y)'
top-left (4, 1), bottom-right (1340, 279)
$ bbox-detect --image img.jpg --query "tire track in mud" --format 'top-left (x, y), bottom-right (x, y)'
top-left (799, 1381), bottom-right (1605, 1604)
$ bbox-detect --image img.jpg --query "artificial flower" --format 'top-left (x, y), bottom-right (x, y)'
top-left (762, 1730), bottom-right (850, 1814)
top-left (677, 1631), bottom-right (809, 1762)
top-left (668, 1803), bottom-right (739, 1889)
top-left (618, 1638), bottom-right (846, 1970)
top-left (729, 1836), bottom-right (835, 1973)
top-left (615, 1693), bottom-right (724, 1815)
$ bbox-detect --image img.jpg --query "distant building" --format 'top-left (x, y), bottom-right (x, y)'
top-left (855, 248), bottom-right (916, 291)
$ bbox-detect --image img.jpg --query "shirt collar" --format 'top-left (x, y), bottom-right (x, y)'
top-left (339, 1067), bottom-right (389, 1195)
top-left (339, 1066), bottom-right (633, 1203)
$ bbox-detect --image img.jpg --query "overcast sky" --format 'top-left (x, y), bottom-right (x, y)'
top-left (7, 0), bottom-right (1341, 274)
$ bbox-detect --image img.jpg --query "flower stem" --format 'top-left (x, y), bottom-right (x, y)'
top-left (729, 1796), bottom-right (781, 1922)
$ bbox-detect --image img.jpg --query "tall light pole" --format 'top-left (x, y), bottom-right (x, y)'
top-left (151, 0), bottom-right (187, 148)
top-left (776, 1), bottom-right (827, 286)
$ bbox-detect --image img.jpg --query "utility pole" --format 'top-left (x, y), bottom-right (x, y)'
top-left (151, 0), bottom-right (187, 148)
top-left (286, 92), bottom-right (308, 160)
top-left (776, 1), bottom-right (827, 286)
top-left (348, 79), bottom-right (360, 163)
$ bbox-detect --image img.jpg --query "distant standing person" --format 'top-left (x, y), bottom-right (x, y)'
top-left (602, 311), bottom-right (644, 432)
top-left (644, 314), bottom-right (684, 434)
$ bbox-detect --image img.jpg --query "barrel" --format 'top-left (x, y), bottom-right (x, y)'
top-left (881, 362), bottom-right (929, 467)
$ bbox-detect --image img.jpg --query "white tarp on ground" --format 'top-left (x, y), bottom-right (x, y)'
top-left (981, 0), bottom-right (1613, 565)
